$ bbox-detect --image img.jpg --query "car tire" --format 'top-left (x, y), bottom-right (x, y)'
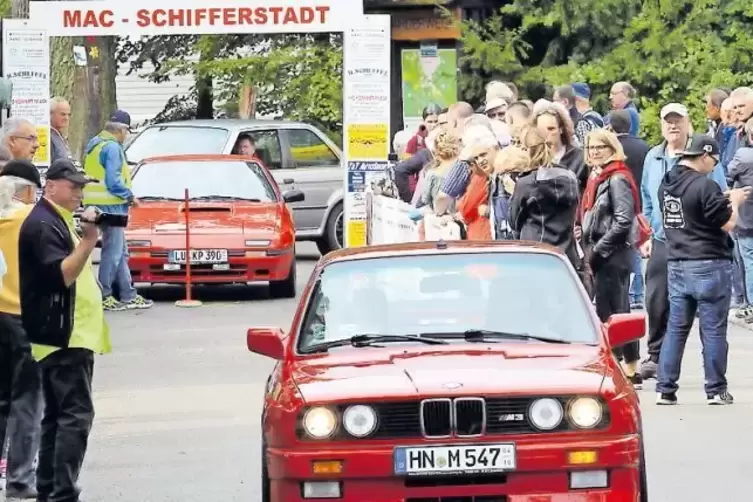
top-left (269, 258), bottom-right (296, 299)
top-left (261, 437), bottom-right (271, 502)
top-left (640, 436), bottom-right (649, 502)
top-left (316, 203), bottom-right (343, 256)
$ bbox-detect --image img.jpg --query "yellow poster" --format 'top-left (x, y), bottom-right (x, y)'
top-left (347, 123), bottom-right (388, 160)
top-left (33, 125), bottom-right (50, 166)
top-left (347, 220), bottom-right (367, 247)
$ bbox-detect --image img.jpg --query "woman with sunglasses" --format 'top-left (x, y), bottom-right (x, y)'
top-left (532, 103), bottom-right (588, 192)
top-left (578, 129), bottom-right (642, 388)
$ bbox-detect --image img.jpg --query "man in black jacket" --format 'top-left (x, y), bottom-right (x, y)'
top-left (18, 159), bottom-right (111, 502)
top-left (656, 135), bottom-right (749, 406)
top-left (607, 110), bottom-right (651, 310)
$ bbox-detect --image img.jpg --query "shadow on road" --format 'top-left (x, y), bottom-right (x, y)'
top-left (137, 283), bottom-right (276, 304)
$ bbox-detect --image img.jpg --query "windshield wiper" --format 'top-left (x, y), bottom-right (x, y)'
top-left (422, 329), bottom-right (571, 344)
top-left (305, 333), bottom-right (448, 353)
top-left (191, 195), bottom-right (262, 202)
top-left (138, 196), bottom-right (183, 201)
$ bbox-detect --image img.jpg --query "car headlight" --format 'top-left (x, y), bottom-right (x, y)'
top-left (127, 240), bottom-right (151, 247)
top-left (245, 240), bottom-right (271, 247)
top-left (342, 405), bottom-right (377, 438)
top-left (568, 397), bottom-right (603, 429)
top-left (303, 407), bottom-right (337, 439)
top-left (529, 398), bottom-right (564, 431)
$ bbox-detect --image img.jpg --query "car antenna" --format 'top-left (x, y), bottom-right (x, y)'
top-left (436, 239), bottom-right (448, 250)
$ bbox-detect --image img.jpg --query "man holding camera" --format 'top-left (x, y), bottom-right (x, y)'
top-left (18, 159), bottom-right (111, 502)
top-left (82, 110), bottom-right (152, 311)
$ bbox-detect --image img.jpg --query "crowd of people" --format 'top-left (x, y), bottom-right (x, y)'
top-left (391, 80), bottom-right (753, 405)
top-left (0, 101), bottom-right (149, 501)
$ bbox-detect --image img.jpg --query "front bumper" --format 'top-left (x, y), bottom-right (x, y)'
top-left (128, 250), bottom-right (293, 284)
top-left (267, 435), bottom-right (641, 502)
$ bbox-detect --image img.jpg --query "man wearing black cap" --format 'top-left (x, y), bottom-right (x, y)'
top-left (656, 134), bottom-right (750, 406)
top-left (19, 158), bottom-right (111, 502)
top-left (82, 110), bottom-right (152, 311)
top-left (0, 160), bottom-right (43, 500)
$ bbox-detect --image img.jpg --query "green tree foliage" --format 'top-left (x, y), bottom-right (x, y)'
top-left (117, 34), bottom-right (343, 141)
top-left (459, 0), bottom-right (753, 143)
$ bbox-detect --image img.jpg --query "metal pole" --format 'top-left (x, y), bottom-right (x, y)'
top-left (184, 187), bottom-right (192, 302)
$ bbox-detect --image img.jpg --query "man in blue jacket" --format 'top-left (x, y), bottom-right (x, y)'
top-left (639, 103), bottom-right (728, 380)
top-left (610, 81), bottom-right (641, 137)
top-left (82, 110), bottom-right (152, 311)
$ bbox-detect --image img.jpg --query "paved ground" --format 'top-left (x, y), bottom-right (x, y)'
top-left (53, 243), bottom-right (753, 500)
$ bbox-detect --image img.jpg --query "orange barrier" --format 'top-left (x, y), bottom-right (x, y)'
top-left (175, 188), bottom-right (202, 308)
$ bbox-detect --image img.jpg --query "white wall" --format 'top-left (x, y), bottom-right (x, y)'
top-left (115, 60), bottom-right (194, 126)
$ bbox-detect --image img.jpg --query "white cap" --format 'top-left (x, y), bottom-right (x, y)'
top-left (660, 103), bottom-right (689, 119)
top-left (485, 98), bottom-right (508, 113)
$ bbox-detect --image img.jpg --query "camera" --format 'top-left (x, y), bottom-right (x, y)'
top-left (80, 207), bottom-right (129, 227)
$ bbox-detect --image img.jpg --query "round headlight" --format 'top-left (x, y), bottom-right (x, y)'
top-left (343, 405), bottom-right (378, 438)
top-left (529, 398), bottom-right (564, 431)
top-left (303, 407), bottom-right (337, 439)
top-left (569, 397), bottom-right (603, 429)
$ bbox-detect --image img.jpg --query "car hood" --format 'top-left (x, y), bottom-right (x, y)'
top-left (127, 201), bottom-right (281, 237)
top-left (292, 345), bottom-right (608, 403)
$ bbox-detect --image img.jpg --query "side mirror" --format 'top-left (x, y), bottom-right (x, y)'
top-left (247, 327), bottom-right (285, 360)
top-left (283, 189), bottom-right (305, 203)
top-left (605, 312), bottom-right (646, 348)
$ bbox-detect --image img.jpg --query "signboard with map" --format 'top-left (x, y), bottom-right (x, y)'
top-left (400, 47), bottom-right (457, 132)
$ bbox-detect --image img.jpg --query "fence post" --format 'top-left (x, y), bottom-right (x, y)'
top-left (175, 188), bottom-right (202, 308)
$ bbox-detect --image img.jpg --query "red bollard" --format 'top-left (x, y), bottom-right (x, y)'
top-left (175, 188), bottom-right (202, 308)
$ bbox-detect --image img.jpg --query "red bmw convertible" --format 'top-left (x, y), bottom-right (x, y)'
top-left (247, 241), bottom-right (647, 502)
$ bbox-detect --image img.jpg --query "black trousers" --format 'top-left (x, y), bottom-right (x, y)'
top-left (593, 248), bottom-right (640, 364)
top-left (37, 348), bottom-right (95, 502)
top-left (0, 312), bottom-right (42, 490)
top-left (645, 239), bottom-right (670, 362)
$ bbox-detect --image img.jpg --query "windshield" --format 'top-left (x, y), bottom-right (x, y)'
top-left (132, 161), bottom-right (277, 202)
top-left (298, 252), bottom-right (597, 352)
top-left (125, 126), bottom-right (230, 163)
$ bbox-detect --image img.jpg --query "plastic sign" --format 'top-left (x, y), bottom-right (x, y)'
top-left (28, 0), bottom-right (364, 36)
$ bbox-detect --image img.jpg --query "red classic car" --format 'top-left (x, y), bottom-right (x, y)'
top-left (125, 155), bottom-right (303, 297)
top-left (247, 241), bottom-right (648, 501)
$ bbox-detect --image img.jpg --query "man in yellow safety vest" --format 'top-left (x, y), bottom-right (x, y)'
top-left (82, 110), bottom-right (152, 311)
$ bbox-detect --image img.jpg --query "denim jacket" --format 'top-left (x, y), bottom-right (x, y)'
top-left (641, 141), bottom-right (728, 242)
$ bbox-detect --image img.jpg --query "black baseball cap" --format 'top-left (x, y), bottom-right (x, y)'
top-left (0, 159), bottom-right (42, 188)
top-left (46, 159), bottom-right (96, 186)
top-left (680, 134), bottom-right (721, 158)
top-left (109, 110), bottom-right (131, 129)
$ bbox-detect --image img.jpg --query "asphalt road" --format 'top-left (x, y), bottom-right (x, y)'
top-left (73, 242), bottom-right (751, 501)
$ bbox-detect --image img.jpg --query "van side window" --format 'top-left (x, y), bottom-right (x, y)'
top-left (287, 129), bottom-right (339, 167)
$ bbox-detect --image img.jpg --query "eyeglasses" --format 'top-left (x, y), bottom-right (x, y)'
top-left (487, 111), bottom-right (506, 119)
top-left (586, 145), bottom-right (611, 152)
top-left (12, 135), bottom-right (38, 143)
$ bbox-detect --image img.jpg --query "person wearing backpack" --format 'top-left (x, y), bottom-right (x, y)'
top-left (572, 82), bottom-right (604, 143)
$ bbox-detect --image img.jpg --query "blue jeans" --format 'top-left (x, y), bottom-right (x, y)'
top-left (737, 236), bottom-right (753, 303)
top-left (99, 225), bottom-right (137, 302)
top-left (657, 259), bottom-right (731, 395)
top-left (732, 236), bottom-right (746, 305)
top-left (629, 248), bottom-right (644, 304)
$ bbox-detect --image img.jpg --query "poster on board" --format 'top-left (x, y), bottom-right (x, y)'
top-left (2, 19), bottom-right (51, 168)
top-left (342, 14), bottom-right (391, 248)
top-left (401, 47), bottom-right (457, 132)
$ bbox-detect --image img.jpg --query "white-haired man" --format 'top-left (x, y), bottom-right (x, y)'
top-left (1, 118), bottom-right (39, 162)
top-left (610, 81), bottom-right (641, 136)
top-left (0, 160), bottom-right (44, 500)
top-left (49, 97), bottom-right (72, 163)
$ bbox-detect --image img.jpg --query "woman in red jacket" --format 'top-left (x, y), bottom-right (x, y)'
top-left (405, 104), bottom-right (443, 157)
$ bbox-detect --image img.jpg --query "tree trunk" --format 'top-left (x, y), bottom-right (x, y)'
top-left (50, 36), bottom-right (118, 160)
top-left (11, 0), bottom-right (28, 18)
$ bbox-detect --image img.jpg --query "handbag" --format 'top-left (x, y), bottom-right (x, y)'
top-left (632, 213), bottom-right (653, 248)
